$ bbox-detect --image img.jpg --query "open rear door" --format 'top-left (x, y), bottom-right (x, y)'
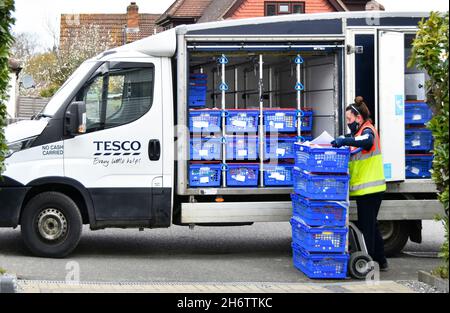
top-left (378, 31), bottom-right (405, 182)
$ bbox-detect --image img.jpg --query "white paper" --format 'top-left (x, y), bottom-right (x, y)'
top-left (238, 150), bottom-right (248, 157)
top-left (274, 123), bottom-right (284, 129)
top-left (276, 148), bottom-right (286, 156)
top-left (275, 112), bottom-right (285, 117)
top-left (235, 175), bottom-right (246, 182)
top-left (411, 167), bottom-right (420, 175)
top-left (199, 150), bottom-right (209, 157)
top-left (200, 177), bottom-right (210, 183)
top-left (194, 121), bottom-right (209, 128)
top-left (412, 140), bottom-right (421, 147)
top-left (232, 120), bottom-right (247, 128)
top-left (412, 114), bottom-right (422, 121)
top-left (269, 172), bottom-right (286, 181)
top-left (309, 131), bottom-right (335, 145)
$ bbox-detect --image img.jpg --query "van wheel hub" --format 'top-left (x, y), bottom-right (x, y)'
top-left (37, 208), bottom-right (68, 241)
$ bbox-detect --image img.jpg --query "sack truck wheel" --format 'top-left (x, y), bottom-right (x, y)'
top-left (348, 251), bottom-right (374, 280)
top-left (20, 192), bottom-right (83, 258)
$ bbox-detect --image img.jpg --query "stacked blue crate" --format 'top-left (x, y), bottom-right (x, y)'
top-left (224, 110), bottom-right (261, 187)
top-left (291, 142), bottom-right (350, 279)
top-left (405, 101), bottom-right (434, 179)
top-left (188, 74), bottom-right (207, 108)
top-left (188, 72), bottom-right (223, 187)
top-left (262, 108), bottom-right (314, 187)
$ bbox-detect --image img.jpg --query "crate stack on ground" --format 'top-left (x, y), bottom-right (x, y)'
top-left (291, 142), bottom-right (351, 279)
top-left (404, 101), bottom-right (434, 179)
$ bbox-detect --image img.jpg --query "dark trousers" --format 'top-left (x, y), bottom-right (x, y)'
top-left (355, 192), bottom-right (387, 265)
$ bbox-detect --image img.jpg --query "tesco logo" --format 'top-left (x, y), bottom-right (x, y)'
top-left (94, 141), bottom-right (141, 156)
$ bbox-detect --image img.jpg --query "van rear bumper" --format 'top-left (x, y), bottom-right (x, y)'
top-left (0, 185), bottom-right (29, 227)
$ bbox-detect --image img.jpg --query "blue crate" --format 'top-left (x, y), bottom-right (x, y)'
top-left (265, 136), bottom-right (297, 159)
top-left (225, 110), bottom-right (259, 133)
top-left (291, 194), bottom-right (347, 227)
top-left (263, 164), bottom-right (294, 186)
top-left (293, 168), bottom-right (349, 201)
top-left (405, 102), bottom-right (432, 125)
top-left (292, 242), bottom-right (348, 279)
top-left (406, 154), bottom-right (433, 179)
top-left (189, 73), bottom-right (208, 86)
top-left (226, 164), bottom-right (259, 187)
top-left (225, 136), bottom-right (259, 161)
top-left (405, 129), bottom-right (433, 151)
top-left (189, 86), bottom-right (207, 107)
top-left (263, 109), bottom-right (298, 133)
top-left (294, 143), bottom-right (350, 174)
top-left (188, 95), bottom-right (206, 107)
top-left (189, 78), bottom-right (208, 86)
top-left (189, 110), bottom-right (222, 133)
top-left (290, 216), bottom-right (347, 253)
top-left (299, 110), bottom-right (313, 132)
top-left (190, 137), bottom-right (223, 161)
top-left (189, 163), bottom-right (222, 187)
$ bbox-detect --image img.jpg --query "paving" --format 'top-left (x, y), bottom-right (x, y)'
top-left (17, 280), bottom-right (414, 293)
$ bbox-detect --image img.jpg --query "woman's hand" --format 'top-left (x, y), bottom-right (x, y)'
top-left (331, 136), bottom-right (346, 148)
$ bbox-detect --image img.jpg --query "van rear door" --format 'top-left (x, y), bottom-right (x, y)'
top-left (378, 31), bottom-right (406, 182)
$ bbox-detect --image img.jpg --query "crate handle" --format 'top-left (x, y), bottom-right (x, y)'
top-left (221, 163), bottom-right (229, 171)
top-left (222, 110), bottom-right (229, 117)
top-left (297, 136), bottom-right (305, 142)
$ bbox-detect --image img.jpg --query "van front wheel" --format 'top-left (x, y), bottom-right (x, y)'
top-left (20, 192), bottom-right (82, 258)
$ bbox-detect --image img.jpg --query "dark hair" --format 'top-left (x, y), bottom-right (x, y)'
top-left (346, 96), bottom-right (371, 122)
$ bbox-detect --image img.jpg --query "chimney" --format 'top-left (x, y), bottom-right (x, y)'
top-left (127, 2), bottom-right (140, 30)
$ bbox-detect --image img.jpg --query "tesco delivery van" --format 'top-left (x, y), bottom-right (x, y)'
top-left (0, 11), bottom-right (443, 258)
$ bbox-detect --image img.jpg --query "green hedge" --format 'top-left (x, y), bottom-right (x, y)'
top-left (0, 0), bottom-right (15, 176)
top-left (409, 11), bottom-right (449, 279)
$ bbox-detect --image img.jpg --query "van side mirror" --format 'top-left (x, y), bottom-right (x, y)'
top-left (65, 101), bottom-right (87, 136)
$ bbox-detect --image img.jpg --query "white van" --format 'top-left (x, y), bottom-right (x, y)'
top-left (0, 11), bottom-right (442, 257)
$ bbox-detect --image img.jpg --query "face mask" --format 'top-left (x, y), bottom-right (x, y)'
top-left (348, 121), bottom-right (359, 134)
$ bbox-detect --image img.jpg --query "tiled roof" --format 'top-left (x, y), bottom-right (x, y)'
top-left (198, 0), bottom-right (239, 23)
top-left (156, 0), bottom-right (213, 24)
top-left (60, 13), bottom-right (161, 48)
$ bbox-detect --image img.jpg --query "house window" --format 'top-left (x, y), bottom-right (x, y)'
top-left (265, 2), bottom-right (305, 16)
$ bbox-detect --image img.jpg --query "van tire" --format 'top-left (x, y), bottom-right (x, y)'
top-left (379, 221), bottom-right (409, 257)
top-left (20, 192), bottom-right (82, 258)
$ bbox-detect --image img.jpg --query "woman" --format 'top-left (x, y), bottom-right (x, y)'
top-left (331, 96), bottom-right (388, 271)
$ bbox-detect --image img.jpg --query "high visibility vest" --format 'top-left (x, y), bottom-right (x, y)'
top-left (349, 121), bottom-right (387, 196)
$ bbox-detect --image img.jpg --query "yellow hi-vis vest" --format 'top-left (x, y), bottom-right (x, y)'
top-left (349, 121), bottom-right (387, 196)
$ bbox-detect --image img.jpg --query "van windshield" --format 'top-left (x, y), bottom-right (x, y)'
top-left (41, 61), bottom-right (100, 117)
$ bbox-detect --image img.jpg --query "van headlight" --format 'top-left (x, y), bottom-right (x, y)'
top-left (6, 136), bottom-right (37, 158)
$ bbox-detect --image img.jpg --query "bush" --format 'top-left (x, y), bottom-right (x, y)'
top-left (408, 11), bottom-right (449, 279)
top-left (0, 0), bottom-right (16, 176)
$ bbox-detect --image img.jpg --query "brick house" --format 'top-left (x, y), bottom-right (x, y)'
top-left (60, 2), bottom-right (161, 49)
top-left (158, 0), bottom-right (376, 27)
